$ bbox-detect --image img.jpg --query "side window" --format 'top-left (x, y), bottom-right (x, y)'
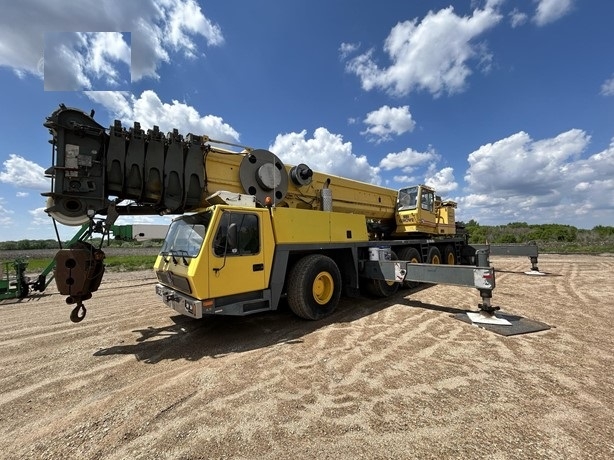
top-left (213, 212), bottom-right (260, 256)
top-left (238, 214), bottom-right (259, 254)
top-left (213, 213), bottom-right (230, 256)
top-left (421, 190), bottom-right (434, 212)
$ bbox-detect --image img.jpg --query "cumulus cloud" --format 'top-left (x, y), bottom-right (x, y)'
top-left (464, 129), bottom-right (590, 193)
top-left (85, 90), bottom-right (240, 143)
top-left (533, 0), bottom-right (574, 26)
top-left (344, 5), bottom-right (502, 97)
top-left (0, 0), bottom-right (223, 82)
top-left (44, 32), bottom-right (131, 90)
top-left (379, 147), bottom-right (439, 172)
top-left (361, 105), bottom-right (415, 143)
top-left (425, 167), bottom-right (458, 194)
top-left (0, 154), bottom-right (49, 189)
top-left (458, 130), bottom-right (614, 225)
top-left (269, 128), bottom-right (381, 184)
top-left (392, 174), bottom-right (418, 185)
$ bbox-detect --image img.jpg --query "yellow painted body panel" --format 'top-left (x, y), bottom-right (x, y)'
top-left (271, 207), bottom-right (369, 243)
top-left (202, 149), bottom-right (398, 220)
top-left (155, 206), bottom-right (276, 301)
top-left (394, 207), bottom-right (457, 235)
top-left (155, 206), bottom-right (368, 302)
top-left (393, 185), bottom-right (457, 236)
top-left (206, 207), bottom-right (274, 299)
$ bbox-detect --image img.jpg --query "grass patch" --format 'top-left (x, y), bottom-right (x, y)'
top-left (103, 255), bottom-right (158, 271)
top-left (539, 243), bottom-right (614, 254)
top-left (14, 256), bottom-right (158, 274)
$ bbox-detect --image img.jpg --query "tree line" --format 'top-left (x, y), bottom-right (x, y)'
top-left (462, 221), bottom-right (614, 252)
top-left (1, 223), bottom-right (613, 253)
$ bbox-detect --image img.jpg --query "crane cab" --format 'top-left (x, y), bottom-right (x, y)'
top-left (394, 185), bottom-right (456, 236)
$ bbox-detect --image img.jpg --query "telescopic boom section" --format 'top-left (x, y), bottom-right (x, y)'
top-left (42, 105), bottom-right (398, 226)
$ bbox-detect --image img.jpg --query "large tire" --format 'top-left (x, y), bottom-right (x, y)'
top-left (443, 244), bottom-right (456, 265)
top-left (397, 247), bottom-right (421, 289)
top-left (287, 254), bottom-right (341, 320)
top-left (366, 251), bottom-right (400, 298)
top-left (426, 246), bottom-right (442, 264)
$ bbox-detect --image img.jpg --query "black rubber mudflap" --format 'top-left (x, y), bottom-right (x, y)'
top-left (453, 312), bottom-right (551, 336)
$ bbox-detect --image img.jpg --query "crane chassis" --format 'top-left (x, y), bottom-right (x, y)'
top-left (40, 105), bottom-right (539, 323)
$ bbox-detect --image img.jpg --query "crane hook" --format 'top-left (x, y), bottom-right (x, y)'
top-left (69, 302), bottom-right (87, 323)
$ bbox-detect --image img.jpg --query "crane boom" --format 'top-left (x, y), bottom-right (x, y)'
top-left (43, 104), bottom-right (504, 326)
top-left (43, 105), bottom-right (398, 226)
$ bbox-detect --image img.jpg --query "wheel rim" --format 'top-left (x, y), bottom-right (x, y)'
top-left (313, 271), bottom-right (334, 305)
top-left (447, 252), bottom-right (455, 264)
top-left (431, 254), bottom-right (441, 264)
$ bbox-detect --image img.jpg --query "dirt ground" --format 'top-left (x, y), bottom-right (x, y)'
top-left (0, 254), bottom-right (613, 459)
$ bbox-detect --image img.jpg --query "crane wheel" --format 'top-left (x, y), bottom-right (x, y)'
top-left (287, 254), bottom-right (341, 320)
top-left (427, 246), bottom-right (442, 264)
top-left (443, 245), bottom-right (456, 265)
top-left (366, 251), bottom-right (400, 297)
top-left (397, 247), bottom-right (421, 289)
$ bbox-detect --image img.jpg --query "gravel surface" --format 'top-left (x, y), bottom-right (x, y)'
top-left (0, 254), bottom-right (613, 459)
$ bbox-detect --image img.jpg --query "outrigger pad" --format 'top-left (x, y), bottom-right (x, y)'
top-left (453, 311), bottom-right (551, 336)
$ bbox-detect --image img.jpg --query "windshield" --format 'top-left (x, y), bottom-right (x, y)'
top-left (160, 211), bottom-right (212, 258)
top-left (398, 186), bottom-right (418, 211)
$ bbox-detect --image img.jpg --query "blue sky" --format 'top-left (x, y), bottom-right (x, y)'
top-left (1, 0), bottom-right (613, 241)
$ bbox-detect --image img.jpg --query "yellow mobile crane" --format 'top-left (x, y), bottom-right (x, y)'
top-left (43, 105), bottom-right (522, 323)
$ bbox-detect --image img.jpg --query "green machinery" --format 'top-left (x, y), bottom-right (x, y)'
top-left (0, 259), bottom-right (30, 300)
top-left (0, 224), bottom-right (92, 301)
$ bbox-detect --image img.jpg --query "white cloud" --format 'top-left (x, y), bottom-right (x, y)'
top-left (533, 0), bottom-right (574, 26)
top-left (361, 105), bottom-right (415, 143)
top-left (509, 9), bottom-right (528, 27)
top-left (339, 42), bottom-right (360, 60)
top-left (344, 5), bottom-right (502, 97)
top-left (425, 167), bottom-right (458, 194)
top-left (379, 147), bottom-right (439, 172)
top-left (85, 90), bottom-right (240, 143)
top-left (16, 192), bottom-right (29, 198)
top-left (269, 128), bottom-right (381, 184)
top-left (164, 0), bottom-right (223, 56)
top-left (43, 33), bottom-right (91, 90)
top-left (393, 174), bottom-right (418, 185)
top-left (0, 0), bottom-right (223, 82)
top-left (458, 130), bottom-right (614, 226)
top-left (44, 32), bottom-right (131, 91)
top-left (28, 207), bottom-right (50, 226)
top-left (464, 129), bottom-right (590, 193)
top-left (89, 32), bottom-right (131, 81)
top-left (0, 155), bottom-right (49, 189)
top-left (600, 75), bottom-right (614, 96)
top-left (0, 198), bottom-right (14, 226)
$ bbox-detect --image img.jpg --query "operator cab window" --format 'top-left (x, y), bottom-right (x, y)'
top-left (421, 189), bottom-right (434, 212)
top-left (214, 212), bottom-right (260, 256)
top-left (398, 187), bottom-right (418, 211)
